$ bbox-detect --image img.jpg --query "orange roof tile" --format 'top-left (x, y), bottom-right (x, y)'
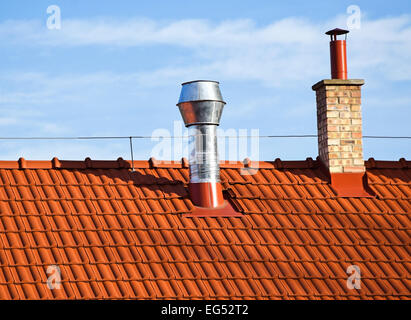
top-left (0, 157), bottom-right (410, 300)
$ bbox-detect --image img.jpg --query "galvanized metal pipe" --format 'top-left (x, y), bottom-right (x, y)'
top-left (188, 125), bottom-right (220, 183)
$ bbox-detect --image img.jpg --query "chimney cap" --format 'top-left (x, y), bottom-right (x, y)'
top-left (181, 79), bottom-right (219, 85)
top-left (325, 28), bottom-right (349, 36)
top-left (178, 80), bottom-right (225, 104)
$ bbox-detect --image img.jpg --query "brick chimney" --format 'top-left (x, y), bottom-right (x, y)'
top-left (312, 78), bottom-right (365, 174)
top-left (312, 29), bottom-right (372, 197)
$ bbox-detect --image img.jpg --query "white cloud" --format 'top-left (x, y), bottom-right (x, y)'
top-left (0, 17), bottom-right (319, 47)
top-left (0, 117), bottom-right (18, 125)
top-left (1, 14), bottom-right (410, 84)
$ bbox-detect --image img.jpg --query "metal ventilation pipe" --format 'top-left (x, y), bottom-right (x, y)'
top-left (177, 80), bottom-right (225, 208)
top-left (326, 28), bottom-right (349, 79)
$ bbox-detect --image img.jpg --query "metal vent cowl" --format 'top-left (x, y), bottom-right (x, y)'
top-left (177, 80), bottom-right (226, 208)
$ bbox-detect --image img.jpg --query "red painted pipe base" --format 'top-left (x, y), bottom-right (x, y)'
top-left (330, 172), bottom-right (374, 197)
top-left (186, 182), bottom-right (242, 217)
top-left (184, 200), bottom-right (242, 217)
top-left (188, 182), bottom-right (225, 208)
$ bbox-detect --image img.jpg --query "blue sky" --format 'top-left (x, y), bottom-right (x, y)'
top-left (0, 0), bottom-right (410, 161)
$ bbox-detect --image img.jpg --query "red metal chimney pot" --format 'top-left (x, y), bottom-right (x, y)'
top-left (326, 28), bottom-right (349, 80)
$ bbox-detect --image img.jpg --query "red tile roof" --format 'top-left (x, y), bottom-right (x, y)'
top-left (0, 157), bottom-right (410, 300)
